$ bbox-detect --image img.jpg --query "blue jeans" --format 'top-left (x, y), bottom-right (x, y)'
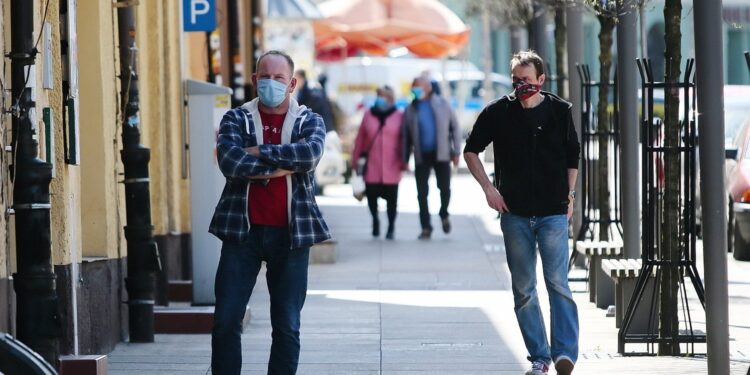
top-left (211, 225), bottom-right (310, 375)
top-left (500, 213), bottom-right (579, 365)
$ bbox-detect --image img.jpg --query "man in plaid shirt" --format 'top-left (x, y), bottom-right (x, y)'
top-left (209, 50), bottom-right (330, 375)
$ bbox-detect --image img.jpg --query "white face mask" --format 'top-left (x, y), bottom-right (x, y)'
top-left (257, 79), bottom-right (289, 108)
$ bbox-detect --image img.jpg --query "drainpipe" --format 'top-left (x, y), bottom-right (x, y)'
top-left (116, 0), bottom-right (161, 343)
top-left (10, 0), bottom-right (61, 366)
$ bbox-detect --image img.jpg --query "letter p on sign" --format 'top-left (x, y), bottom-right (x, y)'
top-left (183, 0), bottom-right (216, 32)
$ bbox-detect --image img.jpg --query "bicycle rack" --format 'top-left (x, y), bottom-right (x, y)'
top-left (618, 58), bottom-right (706, 355)
top-left (568, 64), bottom-right (623, 279)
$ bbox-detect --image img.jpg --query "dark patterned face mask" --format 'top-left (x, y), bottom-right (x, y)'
top-left (513, 81), bottom-right (542, 100)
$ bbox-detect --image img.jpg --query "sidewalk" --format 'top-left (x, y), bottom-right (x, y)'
top-left (108, 174), bottom-right (750, 374)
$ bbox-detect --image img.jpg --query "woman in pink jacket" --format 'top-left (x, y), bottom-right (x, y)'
top-left (352, 86), bottom-right (405, 239)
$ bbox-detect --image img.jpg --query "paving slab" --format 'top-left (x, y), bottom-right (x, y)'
top-left (107, 175), bottom-right (750, 374)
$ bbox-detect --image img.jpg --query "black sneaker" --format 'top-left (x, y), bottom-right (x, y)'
top-left (441, 217), bottom-right (451, 234)
top-left (372, 220), bottom-right (380, 237)
top-left (417, 228), bottom-right (432, 240)
top-left (554, 357), bottom-right (574, 375)
top-left (385, 225), bottom-right (394, 240)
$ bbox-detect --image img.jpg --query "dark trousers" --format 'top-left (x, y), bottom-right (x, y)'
top-left (414, 152), bottom-right (451, 231)
top-left (365, 183), bottom-right (399, 228)
top-left (211, 225), bottom-right (310, 375)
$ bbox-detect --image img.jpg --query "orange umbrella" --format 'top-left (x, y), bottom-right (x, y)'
top-left (313, 0), bottom-right (470, 60)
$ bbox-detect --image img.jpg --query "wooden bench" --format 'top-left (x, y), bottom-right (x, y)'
top-left (574, 240), bottom-right (623, 308)
top-left (601, 258), bottom-right (658, 334)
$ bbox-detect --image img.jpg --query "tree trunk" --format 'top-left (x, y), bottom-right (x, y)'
top-left (554, 7), bottom-right (568, 99)
top-left (659, 0), bottom-right (682, 356)
top-left (596, 14), bottom-right (615, 241)
top-left (510, 24), bottom-right (525, 53)
top-left (531, 3), bottom-right (547, 61)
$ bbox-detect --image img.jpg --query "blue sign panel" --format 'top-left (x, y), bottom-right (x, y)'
top-left (183, 0), bottom-right (216, 32)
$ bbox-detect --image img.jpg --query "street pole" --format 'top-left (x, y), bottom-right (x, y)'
top-left (694, 0), bottom-right (730, 373)
top-left (529, 3), bottom-right (547, 61)
top-left (566, 1), bottom-right (584, 238)
top-left (10, 0), bottom-right (61, 366)
top-left (617, 0), bottom-right (640, 258)
top-left (117, 0), bottom-right (160, 343)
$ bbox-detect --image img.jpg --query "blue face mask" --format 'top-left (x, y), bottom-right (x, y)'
top-left (256, 79), bottom-right (289, 108)
top-left (411, 87), bottom-right (424, 100)
top-left (374, 96), bottom-right (390, 111)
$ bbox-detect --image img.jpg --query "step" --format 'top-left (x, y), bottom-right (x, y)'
top-left (167, 280), bottom-right (192, 302)
top-left (59, 355), bottom-right (107, 375)
top-left (154, 304), bottom-right (251, 334)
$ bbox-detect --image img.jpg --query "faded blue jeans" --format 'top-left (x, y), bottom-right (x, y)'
top-left (500, 213), bottom-right (579, 365)
top-left (211, 225), bottom-right (310, 375)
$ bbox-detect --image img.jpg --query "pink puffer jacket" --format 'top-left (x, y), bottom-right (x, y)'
top-left (352, 108), bottom-right (405, 185)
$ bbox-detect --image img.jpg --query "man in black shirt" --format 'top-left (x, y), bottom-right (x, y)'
top-left (464, 50), bottom-right (580, 375)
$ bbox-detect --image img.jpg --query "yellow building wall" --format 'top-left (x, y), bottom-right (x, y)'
top-left (77, 0), bottom-right (126, 259)
top-left (136, 1), bottom-right (190, 237)
top-left (163, 0), bottom-right (191, 234)
top-left (186, 32), bottom-right (209, 81)
top-left (0, 0), bottom-right (10, 279)
top-left (136, 2), bottom-right (167, 236)
top-left (2, 0), bottom-right (190, 269)
top-left (27, 0), bottom-right (81, 267)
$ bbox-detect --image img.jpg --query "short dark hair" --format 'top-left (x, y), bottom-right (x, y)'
top-left (256, 50), bottom-right (295, 76)
top-left (510, 50), bottom-right (545, 78)
top-left (376, 85), bottom-right (395, 100)
top-left (295, 69), bottom-right (307, 80)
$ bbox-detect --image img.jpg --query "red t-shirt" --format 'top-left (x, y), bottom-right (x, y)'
top-left (248, 111), bottom-right (288, 227)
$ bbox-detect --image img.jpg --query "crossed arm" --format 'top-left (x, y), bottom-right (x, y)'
top-left (216, 110), bottom-right (290, 181)
top-left (246, 113), bottom-right (327, 174)
top-left (217, 110), bottom-right (327, 181)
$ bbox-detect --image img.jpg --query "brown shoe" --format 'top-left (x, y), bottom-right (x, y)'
top-left (417, 228), bottom-right (432, 240)
top-left (554, 357), bottom-right (574, 375)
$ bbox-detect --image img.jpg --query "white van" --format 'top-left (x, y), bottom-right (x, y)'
top-left (321, 56), bottom-right (512, 134)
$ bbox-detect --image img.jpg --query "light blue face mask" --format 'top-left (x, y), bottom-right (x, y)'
top-left (374, 96), bottom-right (390, 111)
top-left (257, 79), bottom-right (289, 108)
top-left (411, 87), bottom-right (424, 100)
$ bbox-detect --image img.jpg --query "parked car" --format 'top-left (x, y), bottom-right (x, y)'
top-left (314, 130), bottom-right (346, 194)
top-left (721, 85), bottom-right (750, 259)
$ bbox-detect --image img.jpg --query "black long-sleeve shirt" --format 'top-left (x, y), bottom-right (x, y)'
top-left (464, 92), bottom-right (580, 217)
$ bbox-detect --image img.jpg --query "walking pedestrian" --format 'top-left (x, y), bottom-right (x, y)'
top-left (352, 86), bottom-right (405, 239)
top-left (402, 75), bottom-right (462, 240)
top-left (209, 50), bottom-right (330, 375)
top-left (294, 69), bottom-right (335, 132)
top-left (463, 50), bottom-right (581, 375)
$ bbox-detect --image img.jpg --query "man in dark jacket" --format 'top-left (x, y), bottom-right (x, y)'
top-left (464, 50), bottom-right (580, 375)
top-left (294, 69), bottom-right (335, 132)
top-left (402, 75), bottom-right (462, 239)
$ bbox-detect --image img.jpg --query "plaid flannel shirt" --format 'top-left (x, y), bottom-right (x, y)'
top-left (209, 98), bottom-right (331, 249)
